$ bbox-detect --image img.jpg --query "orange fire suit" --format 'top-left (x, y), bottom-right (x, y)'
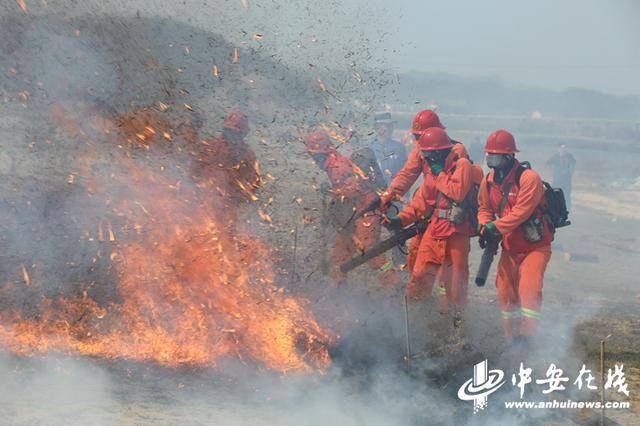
top-left (191, 135), bottom-right (261, 203)
top-left (383, 144), bottom-right (473, 270)
top-left (478, 161), bottom-right (553, 338)
top-left (398, 151), bottom-right (483, 312)
top-left (321, 152), bottom-right (398, 287)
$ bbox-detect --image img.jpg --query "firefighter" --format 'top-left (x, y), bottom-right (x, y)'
top-left (385, 128), bottom-right (482, 320)
top-left (305, 130), bottom-right (401, 288)
top-left (369, 112), bottom-right (408, 185)
top-left (191, 111), bottom-right (261, 202)
top-left (379, 110), bottom-right (448, 271)
top-left (379, 110), bottom-right (480, 311)
top-left (477, 130), bottom-right (553, 345)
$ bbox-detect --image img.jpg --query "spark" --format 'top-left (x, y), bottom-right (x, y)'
top-left (21, 264), bottom-right (30, 286)
top-left (15, 0), bottom-right (27, 12)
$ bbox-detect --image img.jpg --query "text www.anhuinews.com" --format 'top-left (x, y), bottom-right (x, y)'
top-left (505, 400), bottom-right (630, 409)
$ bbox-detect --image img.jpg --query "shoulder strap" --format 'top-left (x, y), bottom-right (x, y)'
top-left (434, 164), bottom-right (457, 207)
top-left (498, 163), bottom-right (532, 214)
top-left (498, 182), bottom-right (513, 216)
top-left (515, 162), bottom-right (531, 187)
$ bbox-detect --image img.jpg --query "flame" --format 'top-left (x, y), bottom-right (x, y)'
top-left (0, 104), bottom-right (332, 373)
top-left (319, 123), bottom-right (348, 145)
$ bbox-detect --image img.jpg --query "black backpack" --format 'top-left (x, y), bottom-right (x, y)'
top-left (509, 162), bottom-right (571, 231)
top-left (542, 181), bottom-right (571, 230)
top-left (465, 183), bottom-right (481, 234)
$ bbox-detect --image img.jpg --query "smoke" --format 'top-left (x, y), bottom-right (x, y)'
top-left (0, 1), bottom-right (637, 425)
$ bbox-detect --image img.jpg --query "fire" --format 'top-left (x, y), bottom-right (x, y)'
top-left (0, 104), bottom-right (332, 373)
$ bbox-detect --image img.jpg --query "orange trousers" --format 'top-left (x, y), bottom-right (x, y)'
top-left (407, 232), bottom-right (450, 312)
top-left (406, 232), bottom-right (422, 272)
top-left (495, 245), bottom-right (551, 338)
top-left (406, 233), bottom-right (470, 313)
top-left (331, 215), bottom-right (396, 286)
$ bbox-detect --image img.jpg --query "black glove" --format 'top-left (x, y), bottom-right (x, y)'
top-left (478, 233), bottom-right (488, 249)
top-left (383, 216), bottom-right (403, 232)
top-left (366, 195), bottom-right (382, 212)
top-left (478, 222), bottom-right (501, 249)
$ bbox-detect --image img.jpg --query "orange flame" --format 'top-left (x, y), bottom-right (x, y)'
top-left (0, 104), bottom-right (332, 373)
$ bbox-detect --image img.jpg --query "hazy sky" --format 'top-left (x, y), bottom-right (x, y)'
top-left (19, 0), bottom-right (640, 96)
top-left (376, 0), bottom-right (640, 96)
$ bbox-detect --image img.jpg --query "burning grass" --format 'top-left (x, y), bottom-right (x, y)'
top-left (0, 103), bottom-right (332, 374)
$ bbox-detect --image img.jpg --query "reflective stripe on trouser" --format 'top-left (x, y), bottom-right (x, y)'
top-left (495, 245), bottom-right (551, 338)
top-left (378, 260), bottom-right (394, 273)
top-left (406, 233), bottom-right (470, 307)
top-left (500, 309), bottom-right (522, 339)
top-left (377, 260), bottom-right (399, 288)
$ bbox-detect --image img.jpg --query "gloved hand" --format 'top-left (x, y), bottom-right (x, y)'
top-left (478, 222), bottom-right (500, 249)
top-left (478, 232), bottom-right (488, 249)
top-left (484, 222), bottom-right (499, 237)
top-left (430, 163), bottom-right (444, 175)
top-left (382, 215), bottom-right (403, 231)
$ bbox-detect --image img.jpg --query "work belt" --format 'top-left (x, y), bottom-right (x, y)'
top-left (436, 208), bottom-right (453, 220)
top-left (434, 191), bottom-right (466, 225)
top-left (435, 204), bottom-right (466, 225)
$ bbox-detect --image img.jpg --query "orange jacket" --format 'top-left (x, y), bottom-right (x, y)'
top-left (193, 135), bottom-right (261, 200)
top-left (478, 161), bottom-right (552, 252)
top-left (322, 152), bottom-right (375, 206)
top-left (399, 150), bottom-right (482, 239)
top-left (383, 143), bottom-right (471, 202)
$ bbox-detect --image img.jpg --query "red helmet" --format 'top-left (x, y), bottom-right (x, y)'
top-left (416, 127), bottom-right (453, 151)
top-left (412, 109), bottom-right (445, 135)
top-left (485, 129), bottom-right (519, 154)
top-left (305, 131), bottom-right (335, 154)
top-left (223, 111), bottom-right (250, 135)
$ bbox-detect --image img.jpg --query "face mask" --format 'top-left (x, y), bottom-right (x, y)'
top-left (486, 153), bottom-right (510, 169)
top-left (421, 148), bottom-right (450, 165)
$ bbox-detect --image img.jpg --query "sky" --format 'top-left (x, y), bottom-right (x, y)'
top-left (378, 0), bottom-right (640, 96)
top-left (17, 0), bottom-right (640, 96)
